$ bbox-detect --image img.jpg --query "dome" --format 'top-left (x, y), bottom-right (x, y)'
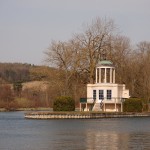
top-left (97, 60), bottom-right (113, 67)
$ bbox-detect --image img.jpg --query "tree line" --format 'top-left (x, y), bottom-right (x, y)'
top-left (0, 63), bottom-right (56, 83)
top-left (0, 63), bottom-right (57, 110)
top-left (0, 63), bottom-right (31, 83)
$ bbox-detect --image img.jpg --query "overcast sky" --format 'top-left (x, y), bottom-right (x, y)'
top-left (0, 0), bottom-right (150, 65)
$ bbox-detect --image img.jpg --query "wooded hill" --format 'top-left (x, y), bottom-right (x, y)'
top-left (45, 18), bottom-right (150, 103)
top-left (0, 63), bottom-right (58, 110)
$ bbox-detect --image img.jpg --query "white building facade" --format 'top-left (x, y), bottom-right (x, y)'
top-left (80, 60), bottom-right (129, 112)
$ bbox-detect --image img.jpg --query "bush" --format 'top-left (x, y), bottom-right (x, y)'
top-left (123, 98), bottom-right (143, 112)
top-left (53, 96), bottom-right (75, 111)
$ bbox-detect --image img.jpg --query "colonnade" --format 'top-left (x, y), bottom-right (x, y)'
top-left (96, 67), bottom-right (115, 83)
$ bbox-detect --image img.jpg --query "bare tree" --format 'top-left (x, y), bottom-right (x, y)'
top-left (109, 35), bottom-right (132, 84)
top-left (45, 18), bottom-right (150, 105)
top-left (134, 41), bottom-right (150, 100)
top-left (73, 18), bottom-right (117, 83)
top-left (45, 18), bottom-right (118, 100)
top-left (45, 41), bottom-right (76, 95)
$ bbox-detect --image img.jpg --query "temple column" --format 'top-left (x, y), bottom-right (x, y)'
top-left (97, 68), bottom-right (99, 83)
top-left (113, 69), bottom-right (115, 83)
top-left (80, 103), bottom-right (81, 111)
top-left (99, 68), bottom-right (101, 83)
top-left (86, 103), bottom-right (88, 111)
top-left (121, 102), bottom-right (123, 112)
top-left (115, 98), bottom-right (117, 112)
top-left (110, 68), bottom-right (112, 83)
top-left (96, 68), bottom-right (97, 83)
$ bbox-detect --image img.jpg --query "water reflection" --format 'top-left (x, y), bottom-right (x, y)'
top-left (85, 130), bottom-right (122, 150)
top-left (46, 119), bottom-right (150, 150)
top-left (85, 130), bottom-right (150, 150)
top-left (1, 112), bottom-right (150, 150)
top-left (128, 133), bottom-right (150, 150)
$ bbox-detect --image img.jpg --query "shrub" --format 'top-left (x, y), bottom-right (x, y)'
top-left (53, 96), bottom-right (75, 111)
top-left (123, 98), bottom-right (143, 112)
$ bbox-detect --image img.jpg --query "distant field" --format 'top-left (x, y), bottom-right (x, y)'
top-left (22, 81), bottom-right (49, 91)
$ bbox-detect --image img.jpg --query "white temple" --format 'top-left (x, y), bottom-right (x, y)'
top-left (80, 60), bottom-right (129, 112)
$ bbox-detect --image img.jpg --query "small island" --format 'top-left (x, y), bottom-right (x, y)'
top-left (25, 59), bottom-right (150, 119)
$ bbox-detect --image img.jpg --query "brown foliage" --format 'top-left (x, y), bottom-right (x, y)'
top-left (45, 18), bottom-right (150, 104)
top-left (0, 84), bottom-right (15, 109)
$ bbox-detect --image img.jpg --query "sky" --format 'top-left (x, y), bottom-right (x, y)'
top-left (0, 0), bottom-right (150, 65)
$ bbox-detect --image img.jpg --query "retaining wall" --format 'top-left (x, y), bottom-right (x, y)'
top-left (24, 112), bottom-right (150, 119)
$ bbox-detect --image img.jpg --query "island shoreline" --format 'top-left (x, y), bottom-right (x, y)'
top-left (24, 111), bottom-right (150, 119)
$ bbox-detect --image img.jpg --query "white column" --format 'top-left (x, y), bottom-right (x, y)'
top-left (96, 68), bottom-right (97, 83)
top-left (115, 98), bottom-right (117, 112)
top-left (86, 103), bottom-right (88, 111)
top-left (97, 68), bottom-right (99, 83)
top-left (99, 68), bottom-right (101, 83)
top-left (113, 69), bottom-right (115, 83)
top-left (80, 103), bottom-right (81, 111)
top-left (121, 102), bottom-right (123, 112)
top-left (105, 68), bottom-right (107, 83)
top-left (110, 68), bottom-right (112, 83)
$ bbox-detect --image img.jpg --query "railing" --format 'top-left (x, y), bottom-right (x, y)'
top-left (80, 98), bottom-right (95, 103)
top-left (80, 98), bottom-right (87, 103)
top-left (80, 97), bottom-right (124, 103)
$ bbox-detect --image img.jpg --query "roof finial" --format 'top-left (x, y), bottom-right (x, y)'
top-left (100, 49), bottom-right (106, 61)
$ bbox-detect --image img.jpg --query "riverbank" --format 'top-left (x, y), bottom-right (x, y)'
top-left (24, 111), bottom-right (150, 119)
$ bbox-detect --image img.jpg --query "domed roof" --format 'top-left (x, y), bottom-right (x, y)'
top-left (97, 60), bottom-right (113, 67)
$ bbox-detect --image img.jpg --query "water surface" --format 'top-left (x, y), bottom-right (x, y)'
top-left (0, 112), bottom-right (150, 150)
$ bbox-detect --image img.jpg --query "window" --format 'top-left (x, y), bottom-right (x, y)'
top-left (93, 90), bottom-right (96, 100)
top-left (107, 90), bottom-right (112, 100)
top-left (99, 90), bottom-right (104, 100)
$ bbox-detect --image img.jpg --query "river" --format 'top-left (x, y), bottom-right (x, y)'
top-left (0, 111), bottom-right (150, 150)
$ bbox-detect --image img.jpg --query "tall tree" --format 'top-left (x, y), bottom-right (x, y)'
top-left (134, 41), bottom-right (150, 100)
top-left (74, 18), bottom-right (117, 83)
top-left (45, 17), bottom-right (150, 104)
top-left (45, 18), bottom-right (117, 85)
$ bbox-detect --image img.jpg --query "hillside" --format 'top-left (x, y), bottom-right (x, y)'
top-left (22, 81), bottom-right (49, 91)
top-left (0, 63), bottom-right (58, 110)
